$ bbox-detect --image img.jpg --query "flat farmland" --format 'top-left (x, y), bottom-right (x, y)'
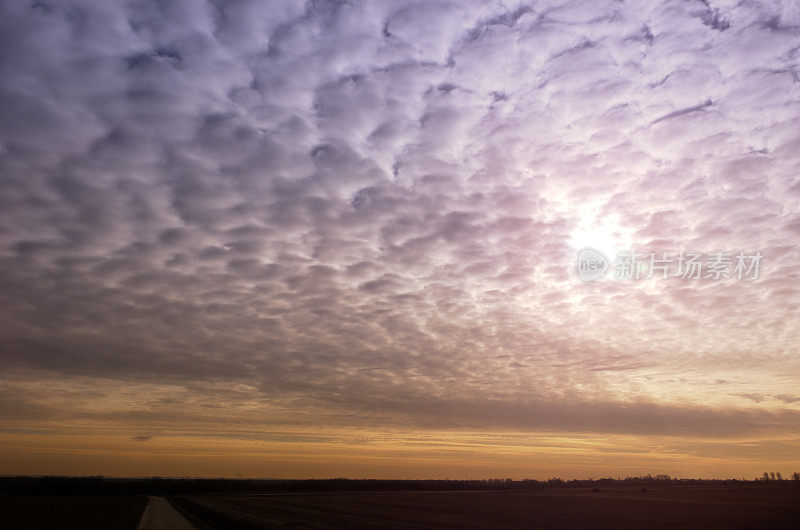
top-left (173, 485), bottom-right (800, 529)
top-left (0, 494), bottom-right (147, 530)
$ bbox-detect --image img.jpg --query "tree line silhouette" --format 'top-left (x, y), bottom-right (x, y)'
top-left (1, 473), bottom-right (798, 496)
top-left (761, 471), bottom-right (800, 481)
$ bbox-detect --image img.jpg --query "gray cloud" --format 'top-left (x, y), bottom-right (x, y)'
top-left (1, 0), bottom-right (800, 450)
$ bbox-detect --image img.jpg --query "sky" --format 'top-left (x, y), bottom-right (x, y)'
top-left (1, 0), bottom-right (799, 479)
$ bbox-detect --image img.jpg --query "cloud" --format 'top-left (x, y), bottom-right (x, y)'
top-left (1, 0), bottom-right (800, 463)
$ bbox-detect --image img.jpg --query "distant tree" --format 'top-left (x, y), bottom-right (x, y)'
top-left (792, 472), bottom-right (800, 482)
top-left (776, 472), bottom-right (783, 481)
top-left (763, 472), bottom-right (771, 481)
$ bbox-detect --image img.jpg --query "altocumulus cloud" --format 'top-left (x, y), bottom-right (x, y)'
top-left (1, 0), bottom-right (800, 445)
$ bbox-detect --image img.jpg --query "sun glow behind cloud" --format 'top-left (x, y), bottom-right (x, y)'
top-left (569, 212), bottom-right (632, 261)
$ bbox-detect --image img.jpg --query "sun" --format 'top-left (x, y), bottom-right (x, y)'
top-left (569, 212), bottom-right (630, 260)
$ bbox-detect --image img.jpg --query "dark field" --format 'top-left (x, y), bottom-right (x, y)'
top-left (0, 494), bottom-right (147, 530)
top-left (173, 485), bottom-right (800, 529)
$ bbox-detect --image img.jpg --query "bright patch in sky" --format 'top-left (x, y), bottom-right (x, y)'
top-left (569, 212), bottom-right (631, 261)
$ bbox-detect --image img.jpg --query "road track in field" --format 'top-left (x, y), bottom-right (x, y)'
top-left (137, 496), bottom-right (196, 530)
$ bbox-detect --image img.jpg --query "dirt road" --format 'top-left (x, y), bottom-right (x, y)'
top-left (137, 496), bottom-right (196, 530)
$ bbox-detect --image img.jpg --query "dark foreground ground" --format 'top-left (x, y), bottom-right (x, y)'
top-left (1, 483), bottom-right (799, 529)
top-left (0, 494), bottom-right (147, 530)
top-left (171, 485), bottom-right (800, 529)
